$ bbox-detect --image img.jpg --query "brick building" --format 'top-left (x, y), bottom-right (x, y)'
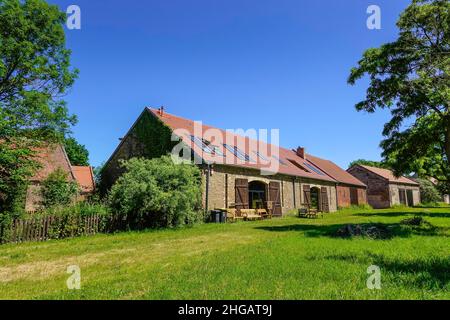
top-left (347, 165), bottom-right (420, 209)
top-left (103, 108), bottom-right (368, 215)
top-left (24, 144), bottom-right (95, 212)
top-left (306, 155), bottom-right (367, 208)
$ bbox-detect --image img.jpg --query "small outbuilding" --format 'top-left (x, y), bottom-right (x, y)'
top-left (307, 155), bottom-right (367, 208)
top-left (347, 165), bottom-right (420, 209)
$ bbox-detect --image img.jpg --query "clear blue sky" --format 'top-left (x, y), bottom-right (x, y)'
top-left (51, 0), bottom-right (412, 169)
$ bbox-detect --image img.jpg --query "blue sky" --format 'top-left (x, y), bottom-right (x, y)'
top-left (51, 0), bottom-right (412, 168)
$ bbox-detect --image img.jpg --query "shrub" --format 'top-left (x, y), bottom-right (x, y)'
top-left (108, 156), bottom-right (203, 229)
top-left (0, 202), bottom-right (112, 243)
top-left (416, 178), bottom-right (441, 204)
top-left (41, 168), bottom-right (79, 208)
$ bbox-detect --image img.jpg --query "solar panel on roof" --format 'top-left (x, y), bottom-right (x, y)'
top-left (272, 155), bottom-right (286, 165)
top-left (304, 162), bottom-right (325, 176)
top-left (223, 144), bottom-right (253, 162)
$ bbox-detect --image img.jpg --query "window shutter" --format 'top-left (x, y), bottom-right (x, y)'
top-left (235, 179), bottom-right (249, 209)
top-left (269, 182), bottom-right (282, 216)
top-left (303, 185), bottom-right (311, 206)
top-left (320, 187), bottom-right (330, 213)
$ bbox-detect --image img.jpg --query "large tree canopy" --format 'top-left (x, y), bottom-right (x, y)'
top-left (348, 159), bottom-right (390, 170)
top-left (348, 0), bottom-right (449, 183)
top-left (0, 0), bottom-right (78, 212)
top-left (64, 137), bottom-right (89, 166)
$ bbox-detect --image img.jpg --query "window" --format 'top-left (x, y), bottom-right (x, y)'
top-left (253, 151), bottom-right (269, 162)
top-left (303, 162), bottom-right (325, 176)
top-left (189, 135), bottom-right (224, 156)
top-left (190, 135), bottom-right (213, 154)
top-left (287, 159), bottom-right (308, 172)
top-left (272, 155), bottom-right (286, 165)
top-left (224, 144), bottom-right (253, 162)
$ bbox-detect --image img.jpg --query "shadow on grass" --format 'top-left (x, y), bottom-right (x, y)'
top-left (255, 222), bottom-right (446, 239)
top-left (322, 252), bottom-right (450, 289)
top-left (353, 211), bottom-right (450, 219)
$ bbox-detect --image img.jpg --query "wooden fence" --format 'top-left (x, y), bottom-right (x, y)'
top-left (0, 214), bottom-right (103, 244)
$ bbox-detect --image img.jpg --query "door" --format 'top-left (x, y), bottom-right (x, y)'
top-left (399, 189), bottom-right (407, 205)
top-left (235, 179), bottom-right (249, 209)
top-left (406, 189), bottom-right (414, 207)
top-left (350, 187), bottom-right (358, 205)
top-left (303, 185), bottom-right (311, 207)
top-left (269, 182), bottom-right (282, 216)
top-left (320, 187), bottom-right (330, 213)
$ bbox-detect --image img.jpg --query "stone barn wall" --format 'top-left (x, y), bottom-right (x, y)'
top-left (389, 184), bottom-right (421, 206)
top-left (347, 166), bottom-right (390, 209)
top-left (205, 165), bottom-right (337, 214)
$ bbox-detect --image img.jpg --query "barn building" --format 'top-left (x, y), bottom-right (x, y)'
top-left (347, 165), bottom-right (420, 209)
top-left (21, 144), bottom-right (95, 212)
top-left (102, 108), bottom-right (368, 215)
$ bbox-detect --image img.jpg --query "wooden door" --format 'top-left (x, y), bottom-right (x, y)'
top-left (350, 187), bottom-right (358, 205)
top-left (235, 179), bottom-right (249, 209)
top-left (406, 189), bottom-right (414, 207)
top-left (320, 187), bottom-right (330, 213)
top-left (269, 182), bottom-right (282, 216)
top-left (303, 185), bottom-right (311, 207)
top-left (399, 189), bottom-right (407, 205)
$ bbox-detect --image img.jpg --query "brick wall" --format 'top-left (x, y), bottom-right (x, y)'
top-left (205, 166), bottom-right (337, 214)
top-left (347, 166), bottom-right (390, 208)
top-left (336, 185), bottom-right (368, 208)
top-left (25, 144), bottom-right (75, 212)
top-left (389, 184), bottom-right (421, 206)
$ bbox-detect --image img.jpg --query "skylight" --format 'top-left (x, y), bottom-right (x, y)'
top-left (304, 162), bottom-right (325, 176)
top-left (224, 144), bottom-right (253, 162)
top-left (253, 151), bottom-right (269, 162)
top-left (272, 155), bottom-right (286, 165)
top-left (190, 135), bottom-right (213, 154)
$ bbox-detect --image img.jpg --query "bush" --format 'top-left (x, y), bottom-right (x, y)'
top-left (41, 168), bottom-right (79, 208)
top-left (108, 156), bottom-right (203, 229)
top-left (416, 178), bottom-right (441, 204)
top-left (0, 202), bottom-right (112, 243)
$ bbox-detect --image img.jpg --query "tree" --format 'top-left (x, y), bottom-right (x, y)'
top-left (0, 0), bottom-right (78, 212)
top-left (41, 168), bottom-right (78, 208)
top-left (108, 157), bottom-right (203, 229)
top-left (348, 0), bottom-right (449, 182)
top-left (64, 137), bottom-right (89, 166)
top-left (349, 159), bottom-right (390, 169)
top-left (415, 178), bottom-right (442, 203)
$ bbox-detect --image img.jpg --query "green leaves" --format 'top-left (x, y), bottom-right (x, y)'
top-left (64, 137), bottom-right (89, 166)
top-left (0, 0), bottom-right (78, 213)
top-left (41, 168), bottom-right (79, 208)
top-left (108, 157), bottom-right (203, 229)
top-left (349, 0), bottom-right (450, 182)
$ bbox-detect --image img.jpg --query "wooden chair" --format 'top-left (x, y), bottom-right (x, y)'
top-left (239, 209), bottom-right (259, 221)
top-left (226, 209), bottom-right (242, 222)
top-left (299, 204), bottom-right (322, 219)
top-left (257, 209), bottom-right (271, 220)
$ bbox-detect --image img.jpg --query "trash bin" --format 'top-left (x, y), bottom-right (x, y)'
top-left (210, 210), bottom-right (221, 223)
top-left (220, 212), bottom-right (227, 223)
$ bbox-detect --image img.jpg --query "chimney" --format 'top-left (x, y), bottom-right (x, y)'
top-left (159, 106), bottom-right (165, 117)
top-left (296, 147), bottom-right (306, 159)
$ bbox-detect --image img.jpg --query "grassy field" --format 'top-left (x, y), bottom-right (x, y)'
top-left (0, 207), bottom-right (448, 300)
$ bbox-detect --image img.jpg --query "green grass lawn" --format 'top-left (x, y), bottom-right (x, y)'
top-left (0, 207), bottom-right (449, 300)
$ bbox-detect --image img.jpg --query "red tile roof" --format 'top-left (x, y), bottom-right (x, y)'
top-left (357, 165), bottom-right (419, 186)
top-left (30, 144), bottom-right (75, 182)
top-left (306, 154), bottom-right (366, 187)
top-left (148, 108), bottom-right (337, 183)
top-left (72, 166), bottom-right (96, 193)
